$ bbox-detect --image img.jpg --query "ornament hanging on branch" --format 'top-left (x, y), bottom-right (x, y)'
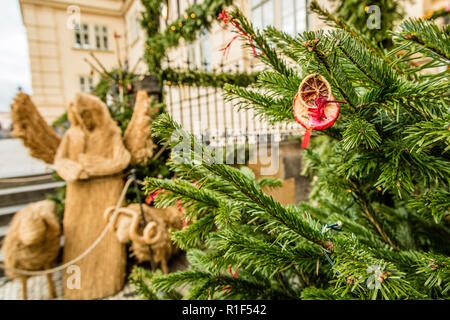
top-left (293, 73), bottom-right (347, 148)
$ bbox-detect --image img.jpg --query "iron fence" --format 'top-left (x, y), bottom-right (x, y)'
top-left (162, 58), bottom-right (301, 147)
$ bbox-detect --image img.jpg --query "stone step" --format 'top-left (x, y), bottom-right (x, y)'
top-left (0, 225), bottom-right (7, 238)
top-left (0, 181), bottom-right (65, 197)
top-left (0, 225), bottom-right (7, 268)
top-left (0, 174), bottom-right (55, 190)
top-left (0, 181), bottom-right (65, 211)
top-left (0, 204), bottom-right (27, 217)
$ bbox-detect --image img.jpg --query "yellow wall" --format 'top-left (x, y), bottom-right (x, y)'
top-left (124, 0), bottom-right (148, 74)
top-left (20, 0), bottom-right (126, 123)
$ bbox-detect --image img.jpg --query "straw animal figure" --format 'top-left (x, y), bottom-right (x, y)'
top-left (104, 204), bottom-right (183, 274)
top-left (1, 200), bottom-right (61, 300)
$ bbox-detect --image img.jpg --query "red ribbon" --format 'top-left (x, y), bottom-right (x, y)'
top-left (221, 285), bottom-right (232, 293)
top-left (145, 181), bottom-right (200, 229)
top-left (145, 189), bottom-right (165, 204)
top-left (301, 129), bottom-right (312, 149)
top-left (228, 265), bottom-right (240, 278)
top-left (310, 96), bottom-right (347, 120)
top-left (301, 97), bottom-right (347, 149)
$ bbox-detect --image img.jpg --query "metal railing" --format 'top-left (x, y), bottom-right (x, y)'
top-left (162, 58), bottom-right (301, 147)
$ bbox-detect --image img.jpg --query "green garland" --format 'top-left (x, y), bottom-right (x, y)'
top-left (142, 0), bottom-right (233, 73)
top-left (161, 68), bottom-right (259, 88)
top-left (141, 0), bottom-right (164, 39)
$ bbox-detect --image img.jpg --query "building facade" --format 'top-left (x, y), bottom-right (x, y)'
top-left (18, 0), bottom-right (145, 123)
top-left (19, 0), bottom-right (448, 124)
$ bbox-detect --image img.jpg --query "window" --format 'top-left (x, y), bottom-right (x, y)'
top-left (281, 0), bottom-right (307, 36)
top-left (102, 26), bottom-right (108, 50)
top-left (250, 1), bottom-right (307, 36)
top-left (251, 0), bottom-right (274, 30)
top-left (199, 29), bottom-right (211, 72)
top-left (128, 11), bottom-right (140, 44)
top-left (187, 44), bottom-right (196, 68)
top-left (186, 29), bottom-right (210, 71)
top-left (74, 23), bottom-right (90, 49)
top-left (79, 76), bottom-right (94, 93)
top-left (94, 25), bottom-right (108, 50)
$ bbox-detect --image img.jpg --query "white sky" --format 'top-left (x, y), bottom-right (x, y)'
top-left (0, 1), bottom-right (32, 112)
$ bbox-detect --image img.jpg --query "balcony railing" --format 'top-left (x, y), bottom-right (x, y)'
top-left (162, 58), bottom-right (302, 147)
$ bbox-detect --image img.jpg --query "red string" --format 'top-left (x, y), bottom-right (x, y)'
top-left (227, 264), bottom-right (240, 278)
top-left (176, 200), bottom-right (183, 213)
top-left (221, 285), bottom-right (231, 293)
top-left (217, 11), bottom-right (231, 23)
top-left (220, 35), bottom-right (239, 58)
top-left (218, 10), bottom-right (263, 58)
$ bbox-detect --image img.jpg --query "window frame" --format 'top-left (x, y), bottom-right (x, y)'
top-left (128, 11), bottom-right (140, 45)
top-left (74, 23), bottom-right (91, 50)
top-left (251, 0), bottom-right (275, 30)
top-left (102, 26), bottom-right (109, 50)
top-left (186, 28), bottom-right (211, 72)
top-left (250, 0), bottom-right (308, 34)
top-left (79, 75), bottom-right (94, 93)
top-left (280, 0), bottom-right (308, 36)
top-left (198, 29), bottom-right (211, 72)
top-left (94, 25), bottom-right (109, 50)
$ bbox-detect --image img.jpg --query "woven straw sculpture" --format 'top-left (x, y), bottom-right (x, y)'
top-left (1, 200), bottom-right (61, 300)
top-left (54, 93), bottom-right (131, 300)
top-left (104, 204), bottom-right (183, 274)
top-left (124, 91), bottom-right (155, 163)
top-left (9, 91), bottom-right (157, 300)
top-left (10, 93), bottom-right (61, 164)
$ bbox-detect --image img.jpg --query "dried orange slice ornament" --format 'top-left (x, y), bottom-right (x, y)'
top-left (293, 73), bottom-right (347, 148)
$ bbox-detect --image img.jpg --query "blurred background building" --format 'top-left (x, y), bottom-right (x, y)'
top-left (18, 0), bottom-right (448, 126)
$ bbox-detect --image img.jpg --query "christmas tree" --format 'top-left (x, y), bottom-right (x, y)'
top-left (131, 1), bottom-right (449, 300)
top-left (329, 0), bottom-right (404, 47)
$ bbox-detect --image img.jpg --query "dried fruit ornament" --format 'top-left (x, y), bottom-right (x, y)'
top-left (293, 73), bottom-right (347, 148)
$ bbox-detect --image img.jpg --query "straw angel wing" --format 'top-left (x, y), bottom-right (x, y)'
top-left (10, 92), bottom-right (61, 164)
top-left (123, 90), bottom-right (156, 163)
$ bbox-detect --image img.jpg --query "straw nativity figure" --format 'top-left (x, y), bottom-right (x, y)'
top-left (10, 90), bottom-right (157, 299)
